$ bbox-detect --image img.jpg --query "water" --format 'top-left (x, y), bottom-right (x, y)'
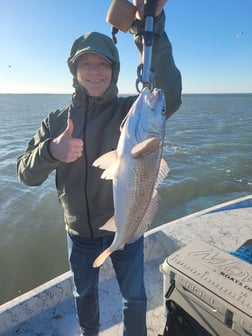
top-left (0, 93), bottom-right (251, 305)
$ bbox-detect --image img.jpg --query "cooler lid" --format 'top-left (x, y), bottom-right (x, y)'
top-left (166, 240), bottom-right (252, 317)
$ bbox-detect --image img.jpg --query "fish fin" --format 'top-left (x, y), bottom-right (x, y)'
top-left (99, 217), bottom-right (117, 232)
top-left (128, 189), bottom-right (160, 244)
top-left (156, 158), bottom-right (170, 186)
top-left (93, 248), bottom-right (112, 268)
top-left (93, 150), bottom-right (119, 180)
top-left (131, 137), bottom-right (160, 158)
top-left (93, 150), bottom-right (117, 169)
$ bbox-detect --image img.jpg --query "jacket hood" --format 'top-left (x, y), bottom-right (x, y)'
top-left (67, 32), bottom-right (120, 85)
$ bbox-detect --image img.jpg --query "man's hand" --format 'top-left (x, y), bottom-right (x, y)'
top-left (50, 119), bottom-right (84, 163)
top-left (133, 0), bottom-right (168, 20)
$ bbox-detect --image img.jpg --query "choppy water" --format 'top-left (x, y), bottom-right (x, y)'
top-left (0, 93), bottom-right (251, 304)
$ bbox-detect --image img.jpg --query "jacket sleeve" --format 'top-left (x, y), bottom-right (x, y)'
top-left (130, 11), bottom-right (182, 118)
top-left (17, 114), bottom-right (60, 186)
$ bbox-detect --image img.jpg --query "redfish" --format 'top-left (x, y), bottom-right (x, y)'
top-left (93, 87), bottom-right (169, 267)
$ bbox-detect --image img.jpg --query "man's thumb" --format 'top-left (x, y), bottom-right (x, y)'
top-left (64, 118), bottom-right (74, 136)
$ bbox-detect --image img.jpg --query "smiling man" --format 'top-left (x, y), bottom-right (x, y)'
top-left (76, 53), bottom-right (112, 97)
top-left (17, 1), bottom-right (182, 335)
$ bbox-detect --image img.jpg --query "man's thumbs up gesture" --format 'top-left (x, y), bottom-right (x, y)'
top-left (49, 119), bottom-right (84, 163)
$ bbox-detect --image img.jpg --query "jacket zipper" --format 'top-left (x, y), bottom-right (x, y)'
top-left (83, 97), bottom-right (94, 239)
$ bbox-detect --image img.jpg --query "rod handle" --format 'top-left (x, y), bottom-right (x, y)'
top-left (144, 0), bottom-right (158, 18)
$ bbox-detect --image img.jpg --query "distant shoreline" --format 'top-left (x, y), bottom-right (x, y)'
top-left (0, 92), bottom-right (252, 95)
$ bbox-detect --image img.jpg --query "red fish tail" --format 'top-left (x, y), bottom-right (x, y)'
top-left (93, 248), bottom-right (112, 268)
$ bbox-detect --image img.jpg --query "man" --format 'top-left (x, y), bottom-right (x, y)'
top-left (17, 1), bottom-right (181, 335)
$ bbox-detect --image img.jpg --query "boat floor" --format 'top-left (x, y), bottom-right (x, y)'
top-left (1, 195), bottom-right (251, 336)
top-left (3, 256), bottom-right (166, 336)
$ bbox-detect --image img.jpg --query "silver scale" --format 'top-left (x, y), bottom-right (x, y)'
top-left (160, 240), bottom-right (252, 336)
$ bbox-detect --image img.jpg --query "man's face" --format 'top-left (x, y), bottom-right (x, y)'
top-left (76, 53), bottom-right (112, 97)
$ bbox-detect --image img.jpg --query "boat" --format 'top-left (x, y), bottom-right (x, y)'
top-left (0, 195), bottom-right (251, 336)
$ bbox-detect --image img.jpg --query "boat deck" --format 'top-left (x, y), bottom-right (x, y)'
top-left (1, 195), bottom-right (251, 336)
top-left (2, 257), bottom-right (166, 336)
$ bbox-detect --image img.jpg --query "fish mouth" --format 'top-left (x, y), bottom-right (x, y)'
top-left (146, 89), bottom-right (164, 110)
top-left (146, 94), bottom-right (159, 110)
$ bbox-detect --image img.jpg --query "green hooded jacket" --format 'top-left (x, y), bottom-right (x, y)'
top-left (17, 11), bottom-right (182, 238)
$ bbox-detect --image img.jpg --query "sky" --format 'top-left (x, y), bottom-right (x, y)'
top-left (0, 0), bottom-right (251, 94)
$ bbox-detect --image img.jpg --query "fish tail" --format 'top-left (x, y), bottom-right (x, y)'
top-left (93, 248), bottom-right (112, 268)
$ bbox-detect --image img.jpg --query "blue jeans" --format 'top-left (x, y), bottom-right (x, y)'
top-left (67, 233), bottom-right (147, 336)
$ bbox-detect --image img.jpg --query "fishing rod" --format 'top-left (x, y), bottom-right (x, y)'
top-left (106, 0), bottom-right (157, 92)
top-left (136, 0), bottom-right (158, 92)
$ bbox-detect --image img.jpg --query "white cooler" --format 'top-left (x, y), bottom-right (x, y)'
top-left (160, 240), bottom-right (252, 336)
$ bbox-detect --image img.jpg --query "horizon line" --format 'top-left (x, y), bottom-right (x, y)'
top-left (0, 91), bottom-right (251, 95)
